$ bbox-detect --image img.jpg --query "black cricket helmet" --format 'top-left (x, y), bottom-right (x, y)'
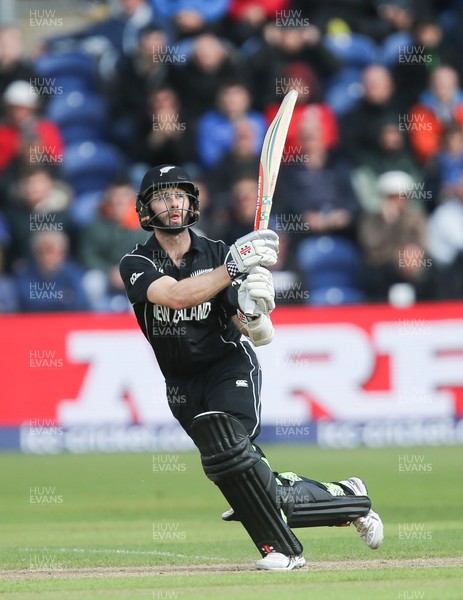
top-left (136, 164), bottom-right (200, 232)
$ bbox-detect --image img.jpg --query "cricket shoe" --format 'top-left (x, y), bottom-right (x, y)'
top-left (338, 477), bottom-right (384, 550)
top-left (221, 508), bottom-right (238, 521)
top-left (256, 552), bottom-right (307, 571)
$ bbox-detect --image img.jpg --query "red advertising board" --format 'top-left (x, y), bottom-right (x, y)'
top-left (1, 303), bottom-right (462, 451)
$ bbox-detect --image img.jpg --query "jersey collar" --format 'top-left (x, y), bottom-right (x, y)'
top-left (146, 229), bottom-right (206, 255)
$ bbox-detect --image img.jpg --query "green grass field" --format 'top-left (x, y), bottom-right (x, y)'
top-left (1, 445), bottom-right (462, 599)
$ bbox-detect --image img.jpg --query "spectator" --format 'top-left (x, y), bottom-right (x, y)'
top-left (389, 17), bottom-right (463, 112)
top-left (284, 119), bottom-right (363, 306)
top-left (79, 179), bottom-right (147, 311)
top-left (374, 0), bottom-right (421, 94)
top-left (45, 0), bottom-right (156, 60)
top-left (149, 0), bottom-right (230, 40)
top-left (217, 175), bottom-right (258, 244)
top-left (427, 172), bottom-right (463, 299)
top-left (408, 65), bottom-right (463, 164)
top-left (434, 123), bottom-right (463, 191)
top-left (184, 165), bottom-right (220, 238)
top-left (130, 85), bottom-right (197, 167)
top-left (370, 120), bottom-right (421, 176)
top-left (196, 78), bottom-right (266, 168)
top-left (169, 33), bottom-right (241, 119)
top-left (14, 230), bottom-right (89, 312)
top-left (111, 25), bottom-right (172, 145)
top-left (264, 62), bottom-right (339, 160)
top-left (375, 0), bottom-right (417, 38)
top-left (441, 0), bottom-right (463, 54)
top-left (208, 116), bottom-right (260, 201)
top-left (341, 64), bottom-right (398, 167)
top-left (351, 118), bottom-right (422, 213)
top-left (224, 0), bottom-right (290, 46)
top-left (0, 214), bottom-right (18, 313)
top-left (358, 170), bottom-right (433, 303)
top-left (292, 0), bottom-right (393, 42)
top-left (279, 119), bottom-right (360, 243)
top-left (5, 166), bottom-right (73, 269)
top-left (0, 81), bottom-right (64, 194)
top-left (0, 25), bottom-right (36, 100)
top-left (246, 19), bottom-right (340, 110)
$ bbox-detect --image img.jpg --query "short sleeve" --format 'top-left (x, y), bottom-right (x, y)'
top-left (119, 253), bottom-right (165, 304)
top-left (213, 238), bottom-right (239, 318)
top-left (219, 276), bottom-right (241, 318)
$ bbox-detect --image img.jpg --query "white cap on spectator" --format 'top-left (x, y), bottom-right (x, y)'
top-left (377, 171), bottom-right (414, 197)
top-left (3, 80), bottom-right (38, 108)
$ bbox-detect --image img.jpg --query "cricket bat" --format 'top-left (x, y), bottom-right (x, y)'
top-left (244, 88), bottom-right (298, 315)
top-left (254, 88), bottom-right (298, 231)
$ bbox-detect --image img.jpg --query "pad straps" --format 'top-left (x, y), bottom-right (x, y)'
top-left (191, 411), bottom-right (303, 557)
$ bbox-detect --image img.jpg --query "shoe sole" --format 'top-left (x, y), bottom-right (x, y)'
top-left (256, 557), bottom-right (307, 571)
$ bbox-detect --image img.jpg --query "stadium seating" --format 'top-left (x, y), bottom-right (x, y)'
top-left (323, 33), bottom-right (378, 68)
top-left (62, 141), bottom-right (126, 196)
top-left (324, 67), bottom-right (364, 115)
top-left (69, 191), bottom-right (104, 226)
top-left (46, 91), bottom-right (108, 144)
top-left (34, 51), bottom-right (97, 93)
top-left (323, 33), bottom-right (378, 115)
top-left (297, 235), bottom-right (364, 305)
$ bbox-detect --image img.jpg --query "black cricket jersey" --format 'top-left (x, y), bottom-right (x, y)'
top-left (119, 230), bottom-right (241, 379)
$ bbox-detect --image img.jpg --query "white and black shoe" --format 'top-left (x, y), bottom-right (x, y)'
top-left (338, 477), bottom-right (384, 550)
top-left (221, 507), bottom-right (236, 521)
top-left (256, 552), bottom-right (307, 571)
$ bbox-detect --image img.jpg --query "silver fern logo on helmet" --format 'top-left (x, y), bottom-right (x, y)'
top-left (159, 166), bottom-right (176, 176)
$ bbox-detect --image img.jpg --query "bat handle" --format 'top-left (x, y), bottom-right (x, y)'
top-left (238, 273), bottom-right (258, 316)
top-left (243, 295), bottom-right (257, 317)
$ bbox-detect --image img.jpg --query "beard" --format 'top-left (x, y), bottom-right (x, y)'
top-left (151, 208), bottom-right (194, 233)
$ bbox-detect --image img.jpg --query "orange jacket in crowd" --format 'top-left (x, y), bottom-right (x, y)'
top-left (408, 102), bottom-right (463, 163)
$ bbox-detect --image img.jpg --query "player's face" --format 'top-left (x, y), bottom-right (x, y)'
top-left (150, 186), bottom-right (191, 227)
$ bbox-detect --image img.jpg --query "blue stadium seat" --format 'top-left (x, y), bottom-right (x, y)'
top-left (62, 141), bottom-right (126, 196)
top-left (323, 33), bottom-right (378, 68)
top-left (379, 31), bottom-right (413, 67)
top-left (322, 34), bottom-right (378, 115)
top-left (308, 286), bottom-right (365, 306)
top-left (46, 92), bottom-right (108, 144)
top-left (297, 235), bottom-right (364, 305)
top-left (324, 67), bottom-right (364, 115)
top-left (34, 51), bottom-right (97, 93)
top-left (69, 191), bottom-right (104, 226)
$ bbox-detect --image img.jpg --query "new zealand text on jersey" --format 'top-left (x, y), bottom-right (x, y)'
top-left (153, 302), bottom-right (212, 324)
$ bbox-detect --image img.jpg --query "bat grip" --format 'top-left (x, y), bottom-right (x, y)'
top-left (238, 273), bottom-right (258, 316)
top-left (243, 295), bottom-right (257, 317)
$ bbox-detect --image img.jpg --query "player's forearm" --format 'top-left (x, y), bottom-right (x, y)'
top-left (147, 265), bottom-right (231, 309)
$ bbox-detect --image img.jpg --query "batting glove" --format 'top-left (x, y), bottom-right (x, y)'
top-left (225, 230), bottom-right (279, 280)
top-left (238, 267), bottom-right (275, 316)
top-left (237, 311), bottom-right (274, 347)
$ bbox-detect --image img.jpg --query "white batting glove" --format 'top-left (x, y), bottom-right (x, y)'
top-left (225, 230), bottom-right (279, 279)
top-left (238, 267), bottom-right (275, 316)
top-left (237, 311), bottom-right (274, 347)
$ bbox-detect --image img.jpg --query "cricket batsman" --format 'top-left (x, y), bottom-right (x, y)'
top-left (119, 164), bottom-right (384, 571)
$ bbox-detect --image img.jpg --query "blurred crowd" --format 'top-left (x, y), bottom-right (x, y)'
top-left (1, 0), bottom-right (463, 312)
